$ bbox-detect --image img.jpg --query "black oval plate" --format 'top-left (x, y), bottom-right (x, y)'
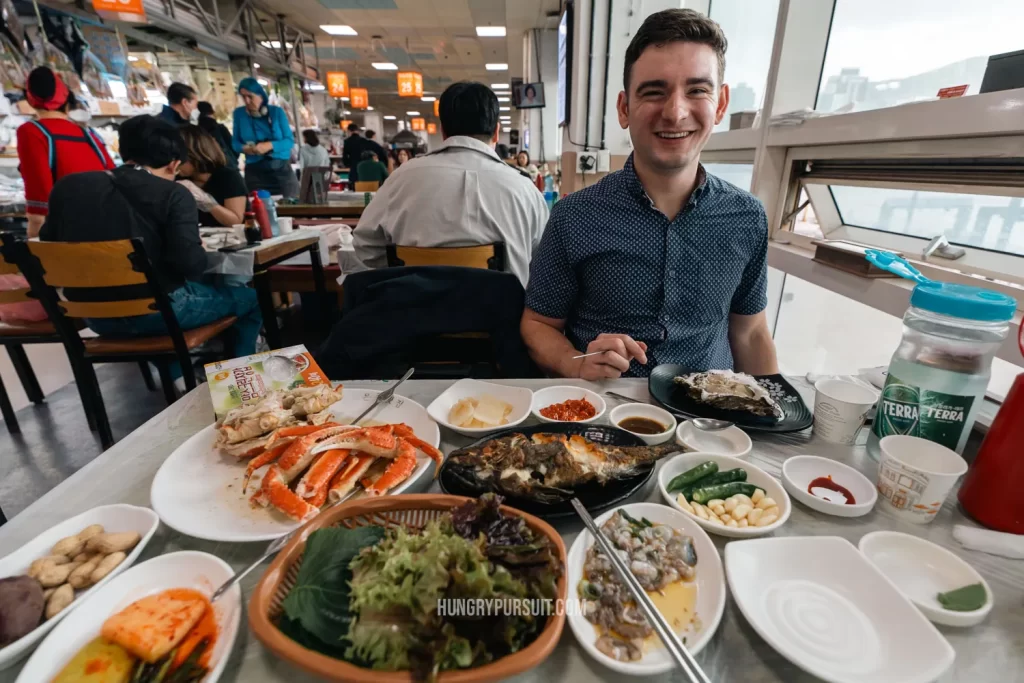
top-left (648, 364), bottom-right (813, 433)
top-left (438, 423), bottom-right (656, 521)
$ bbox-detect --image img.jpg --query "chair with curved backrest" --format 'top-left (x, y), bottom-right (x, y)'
top-left (3, 234), bottom-right (237, 449)
top-left (354, 181), bottom-right (380, 193)
top-left (385, 242), bottom-right (506, 271)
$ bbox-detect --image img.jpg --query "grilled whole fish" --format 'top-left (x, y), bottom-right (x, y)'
top-left (445, 433), bottom-right (679, 504)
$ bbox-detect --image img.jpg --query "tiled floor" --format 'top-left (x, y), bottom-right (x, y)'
top-left (0, 362), bottom-right (170, 519)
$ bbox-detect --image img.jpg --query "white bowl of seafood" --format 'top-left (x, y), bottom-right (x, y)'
top-left (566, 503), bottom-right (726, 675)
top-left (531, 385), bottom-right (606, 424)
top-left (150, 384), bottom-right (442, 542)
top-left (658, 453), bottom-right (791, 538)
top-left (426, 378), bottom-right (533, 436)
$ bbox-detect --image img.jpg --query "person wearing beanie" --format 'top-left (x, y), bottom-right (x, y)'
top-left (16, 66), bottom-right (115, 238)
top-left (231, 77), bottom-right (298, 197)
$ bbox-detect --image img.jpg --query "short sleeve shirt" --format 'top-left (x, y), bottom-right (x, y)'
top-left (525, 155), bottom-right (769, 378)
top-left (198, 165), bottom-right (248, 227)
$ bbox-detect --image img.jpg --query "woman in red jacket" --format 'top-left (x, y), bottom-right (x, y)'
top-left (17, 67), bottom-right (115, 238)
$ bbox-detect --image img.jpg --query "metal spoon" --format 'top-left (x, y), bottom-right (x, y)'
top-left (605, 392), bottom-right (733, 431)
top-left (690, 417), bottom-right (734, 432)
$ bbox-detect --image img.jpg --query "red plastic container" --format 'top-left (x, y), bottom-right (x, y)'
top-left (957, 323), bottom-right (1024, 533)
top-left (250, 192), bottom-right (273, 240)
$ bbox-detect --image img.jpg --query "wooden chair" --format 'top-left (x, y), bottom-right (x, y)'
top-left (0, 244), bottom-right (155, 435)
top-left (354, 181), bottom-right (380, 193)
top-left (385, 242), bottom-right (506, 271)
top-left (3, 235), bottom-right (237, 449)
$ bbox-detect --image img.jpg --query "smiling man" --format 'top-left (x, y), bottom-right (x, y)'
top-left (521, 9), bottom-right (779, 380)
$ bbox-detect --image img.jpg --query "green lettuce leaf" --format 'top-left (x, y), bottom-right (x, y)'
top-left (281, 525), bottom-right (386, 645)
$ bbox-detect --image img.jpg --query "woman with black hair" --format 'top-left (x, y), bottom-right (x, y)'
top-left (17, 66), bottom-right (115, 238)
top-left (196, 101), bottom-right (238, 169)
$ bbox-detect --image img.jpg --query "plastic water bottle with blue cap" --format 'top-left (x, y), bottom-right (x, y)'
top-left (256, 190), bottom-right (280, 236)
top-left (864, 250), bottom-right (1017, 458)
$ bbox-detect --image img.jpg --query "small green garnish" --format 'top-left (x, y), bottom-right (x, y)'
top-left (936, 583), bottom-right (986, 612)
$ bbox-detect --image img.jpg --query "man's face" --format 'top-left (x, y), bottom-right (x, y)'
top-left (181, 95), bottom-right (198, 117)
top-left (617, 42), bottom-right (729, 175)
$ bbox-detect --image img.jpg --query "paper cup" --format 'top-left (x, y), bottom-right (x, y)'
top-left (277, 217), bottom-right (294, 234)
top-left (813, 378), bottom-right (878, 444)
top-left (877, 435), bottom-right (968, 524)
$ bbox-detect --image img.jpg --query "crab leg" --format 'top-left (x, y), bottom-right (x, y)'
top-left (314, 423), bottom-right (443, 470)
top-left (362, 441), bottom-right (418, 496)
top-left (254, 465), bottom-right (320, 522)
top-left (327, 453), bottom-right (376, 503)
top-left (278, 425), bottom-right (360, 482)
top-left (265, 423), bottom-right (339, 450)
top-left (242, 440), bottom-right (293, 493)
top-left (295, 449), bottom-right (350, 500)
top-left (393, 424), bottom-right (444, 471)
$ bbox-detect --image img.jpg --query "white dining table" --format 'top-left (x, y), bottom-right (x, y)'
top-left (0, 378), bottom-right (1020, 683)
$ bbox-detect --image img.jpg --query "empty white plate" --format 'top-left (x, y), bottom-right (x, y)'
top-left (675, 420), bottom-right (752, 458)
top-left (566, 503), bottom-right (726, 676)
top-left (725, 536), bottom-right (954, 683)
top-left (858, 531), bottom-right (992, 627)
top-left (782, 455), bottom-right (876, 517)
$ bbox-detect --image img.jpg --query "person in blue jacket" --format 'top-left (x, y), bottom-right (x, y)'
top-left (232, 77), bottom-right (298, 198)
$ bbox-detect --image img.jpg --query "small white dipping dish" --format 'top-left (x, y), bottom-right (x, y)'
top-left (426, 378), bottom-right (533, 436)
top-left (531, 385), bottom-right (606, 424)
top-left (675, 420), bottom-right (752, 458)
top-left (858, 531), bottom-right (993, 627)
top-left (782, 455), bottom-right (877, 518)
top-left (608, 403), bottom-right (676, 445)
top-left (658, 453), bottom-right (790, 538)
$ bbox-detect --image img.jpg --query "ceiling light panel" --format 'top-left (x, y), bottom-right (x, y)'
top-left (476, 26), bottom-right (506, 37)
top-left (321, 25), bottom-right (357, 36)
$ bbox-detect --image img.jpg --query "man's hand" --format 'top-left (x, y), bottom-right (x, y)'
top-left (578, 334), bottom-right (648, 380)
top-left (254, 141), bottom-right (274, 155)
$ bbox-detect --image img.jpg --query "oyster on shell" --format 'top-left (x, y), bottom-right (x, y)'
top-left (673, 370), bottom-right (783, 419)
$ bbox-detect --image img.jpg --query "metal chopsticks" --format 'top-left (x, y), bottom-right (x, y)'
top-left (571, 498), bottom-right (712, 683)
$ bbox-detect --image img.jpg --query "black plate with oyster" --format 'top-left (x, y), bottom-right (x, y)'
top-left (439, 423), bottom-right (679, 519)
top-left (648, 365), bottom-right (812, 433)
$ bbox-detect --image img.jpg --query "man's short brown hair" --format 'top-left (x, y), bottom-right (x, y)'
top-left (623, 9), bottom-right (727, 92)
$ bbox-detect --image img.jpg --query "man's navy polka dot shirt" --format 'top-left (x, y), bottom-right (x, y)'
top-left (525, 155), bottom-right (769, 378)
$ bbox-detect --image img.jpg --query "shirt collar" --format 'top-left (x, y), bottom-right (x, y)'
top-left (432, 135), bottom-right (502, 161)
top-left (622, 153), bottom-right (710, 211)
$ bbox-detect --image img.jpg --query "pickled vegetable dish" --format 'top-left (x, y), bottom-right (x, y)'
top-left (539, 399), bottom-right (596, 421)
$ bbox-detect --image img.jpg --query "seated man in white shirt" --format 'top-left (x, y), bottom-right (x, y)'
top-left (352, 81), bottom-right (549, 287)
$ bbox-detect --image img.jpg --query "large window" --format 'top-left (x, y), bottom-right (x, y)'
top-left (831, 186), bottom-right (1024, 257)
top-left (703, 163), bottom-right (753, 191)
top-left (817, 0), bottom-right (1024, 113)
top-left (709, 0), bottom-right (780, 131)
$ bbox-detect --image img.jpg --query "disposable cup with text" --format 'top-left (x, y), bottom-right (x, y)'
top-left (813, 378), bottom-right (878, 445)
top-left (877, 435), bottom-right (967, 525)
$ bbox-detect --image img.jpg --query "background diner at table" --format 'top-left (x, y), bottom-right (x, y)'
top-left (0, 1), bottom-right (1022, 682)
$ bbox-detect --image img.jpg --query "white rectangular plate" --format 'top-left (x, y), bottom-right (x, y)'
top-left (0, 504), bottom-right (159, 669)
top-left (725, 536), bottom-right (954, 683)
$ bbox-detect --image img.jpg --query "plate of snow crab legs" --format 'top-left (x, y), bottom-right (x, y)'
top-left (150, 384), bottom-right (442, 542)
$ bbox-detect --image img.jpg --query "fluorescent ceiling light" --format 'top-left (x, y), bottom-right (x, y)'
top-left (384, 115), bottom-right (396, 120)
top-left (367, 106), bottom-right (374, 110)
top-left (406, 111), bottom-right (420, 115)
top-left (257, 78), bottom-right (269, 85)
top-left (497, 96), bottom-right (510, 102)
top-left (500, 116), bottom-right (511, 120)
top-left (421, 96), bottom-right (436, 101)
top-left (499, 106), bottom-right (510, 111)
top-left (372, 62), bottom-right (398, 70)
top-left (485, 63), bottom-right (508, 71)
top-left (306, 83), bottom-right (325, 91)
top-left (260, 40), bottom-right (293, 49)
top-left (320, 24), bottom-right (357, 36)
top-left (503, 127), bottom-right (510, 133)
top-left (340, 96), bottom-right (350, 101)
top-left (128, 56), bottom-right (139, 62)
top-left (253, 63), bottom-right (260, 68)
top-left (476, 26), bottom-right (506, 37)
top-left (491, 83), bottom-right (509, 89)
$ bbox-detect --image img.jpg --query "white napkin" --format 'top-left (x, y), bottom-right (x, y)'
top-left (953, 524), bottom-right (1024, 560)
